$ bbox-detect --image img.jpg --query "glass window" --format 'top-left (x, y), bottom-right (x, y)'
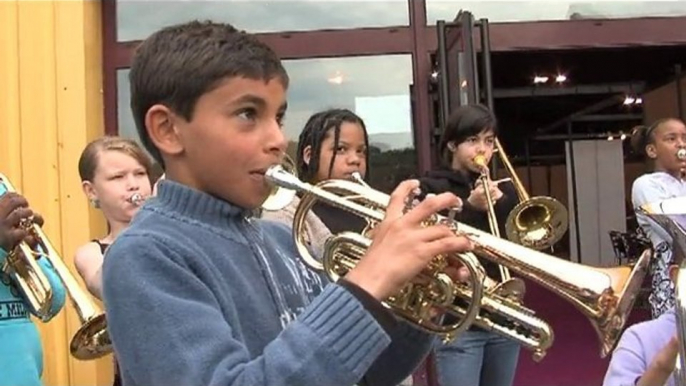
top-left (117, 69), bottom-right (139, 144)
top-left (116, 55), bottom-right (417, 193)
top-left (116, 0), bottom-right (409, 42)
top-left (427, 1), bottom-right (686, 24)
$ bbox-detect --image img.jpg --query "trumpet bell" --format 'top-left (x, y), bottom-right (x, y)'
top-left (505, 196), bottom-right (569, 250)
top-left (70, 314), bottom-right (111, 360)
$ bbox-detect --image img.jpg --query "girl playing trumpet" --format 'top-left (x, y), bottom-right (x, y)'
top-left (74, 136), bottom-right (154, 386)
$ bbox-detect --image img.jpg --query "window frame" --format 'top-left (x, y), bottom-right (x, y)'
top-left (102, 0), bottom-right (686, 174)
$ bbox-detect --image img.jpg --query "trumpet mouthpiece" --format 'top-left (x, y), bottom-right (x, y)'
top-left (128, 193), bottom-right (144, 206)
top-left (265, 165), bottom-right (306, 192)
top-left (678, 149), bottom-right (686, 160)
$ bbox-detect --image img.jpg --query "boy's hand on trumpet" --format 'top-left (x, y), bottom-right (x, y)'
top-left (345, 179), bottom-right (473, 301)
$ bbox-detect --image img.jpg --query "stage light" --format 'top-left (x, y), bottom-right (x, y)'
top-left (555, 74), bottom-right (567, 83)
top-left (533, 75), bottom-right (549, 84)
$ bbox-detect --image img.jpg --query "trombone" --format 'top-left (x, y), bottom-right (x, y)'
top-left (473, 153), bottom-right (511, 283)
top-left (0, 173), bottom-right (111, 360)
top-left (494, 138), bottom-right (569, 250)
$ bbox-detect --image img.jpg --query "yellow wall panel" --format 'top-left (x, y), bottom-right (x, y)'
top-left (0, 1), bottom-right (109, 385)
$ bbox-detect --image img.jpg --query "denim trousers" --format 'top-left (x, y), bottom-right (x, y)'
top-left (434, 329), bottom-right (520, 386)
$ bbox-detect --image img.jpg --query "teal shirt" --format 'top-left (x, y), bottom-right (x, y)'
top-left (0, 186), bottom-right (66, 386)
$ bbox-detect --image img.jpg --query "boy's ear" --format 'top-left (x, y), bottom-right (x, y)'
top-left (145, 104), bottom-right (184, 158)
top-left (302, 145), bottom-right (312, 166)
top-left (447, 142), bottom-right (456, 152)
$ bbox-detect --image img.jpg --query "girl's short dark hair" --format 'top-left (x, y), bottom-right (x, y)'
top-left (439, 104), bottom-right (497, 163)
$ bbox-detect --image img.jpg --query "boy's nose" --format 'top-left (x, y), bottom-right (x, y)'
top-left (266, 121), bottom-right (287, 155)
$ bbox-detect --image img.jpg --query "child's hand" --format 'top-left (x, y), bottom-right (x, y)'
top-left (0, 193), bottom-right (33, 252)
top-left (467, 179), bottom-right (503, 212)
top-left (638, 335), bottom-right (679, 386)
top-left (345, 180), bottom-right (473, 301)
top-left (651, 335), bottom-right (679, 375)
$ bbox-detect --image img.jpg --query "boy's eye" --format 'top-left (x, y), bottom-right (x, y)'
top-left (276, 112), bottom-right (286, 128)
top-left (237, 108), bottom-right (257, 121)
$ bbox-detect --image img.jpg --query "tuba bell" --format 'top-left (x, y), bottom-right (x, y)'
top-left (493, 138), bottom-right (569, 250)
top-left (640, 196), bottom-right (686, 384)
top-left (0, 173), bottom-right (111, 360)
top-left (265, 165), bottom-right (650, 360)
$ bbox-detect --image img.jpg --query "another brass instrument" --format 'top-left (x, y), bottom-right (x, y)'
top-left (0, 174), bottom-right (111, 360)
top-left (261, 154), bottom-right (298, 211)
top-left (640, 196), bottom-right (686, 384)
top-left (473, 153), bottom-right (511, 282)
top-left (265, 165), bottom-right (650, 360)
top-left (127, 192), bottom-right (145, 207)
top-left (494, 138), bottom-right (569, 250)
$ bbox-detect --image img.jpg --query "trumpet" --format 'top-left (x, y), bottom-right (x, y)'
top-left (261, 154), bottom-right (298, 211)
top-left (494, 138), bottom-right (569, 250)
top-left (0, 174), bottom-right (111, 360)
top-left (127, 192), bottom-right (145, 207)
top-left (265, 165), bottom-right (650, 360)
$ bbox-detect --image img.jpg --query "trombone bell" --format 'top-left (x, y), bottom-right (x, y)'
top-left (505, 196), bottom-right (569, 250)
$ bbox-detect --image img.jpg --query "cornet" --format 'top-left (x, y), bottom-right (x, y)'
top-left (0, 174), bottom-right (112, 360)
top-left (266, 165), bottom-right (650, 360)
top-left (261, 154), bottom-right (298, 211)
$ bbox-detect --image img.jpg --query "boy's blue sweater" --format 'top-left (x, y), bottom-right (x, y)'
top-left (0, 184), bottom-right (66, 386)
top-left (102, 180), bottom-right (434, 386)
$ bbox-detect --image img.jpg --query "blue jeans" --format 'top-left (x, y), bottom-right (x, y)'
top-left (434, 330), bottom-right (520, 386)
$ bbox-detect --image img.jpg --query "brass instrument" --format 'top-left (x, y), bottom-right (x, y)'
top-left (473, 153), bottom-right (511, 282)
top-left (266, 165), bottom-right (650, 360)
top-left (261, 154), bottom-right (298, 211)
top-left (0, 174), bottom-right (112, 360)
top-left (127, 192), bottom-right (144, 207)
top-left (676, 261), bottom-right (686, 386)
top-left (640, 196), bottom-right (686, 384)
top-left (494, 138), bottom-right (569, 250)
